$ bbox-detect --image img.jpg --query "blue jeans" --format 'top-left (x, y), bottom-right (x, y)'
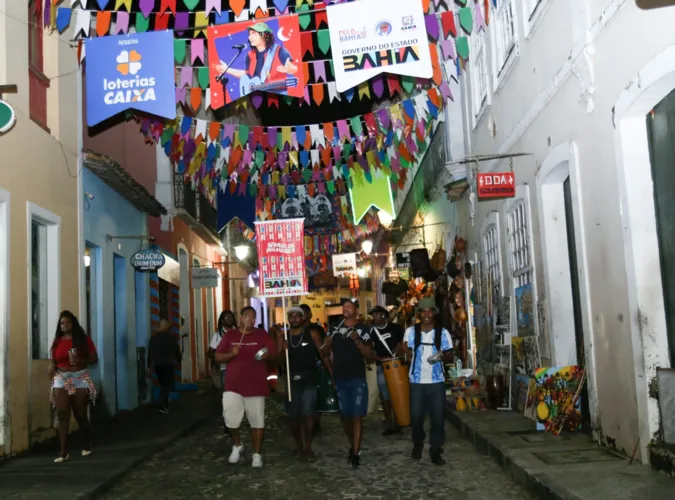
top-left (410, 382), bottom-right (446, 452)
top-left (286, 382), bottom-right (318, 418)
top-left (335, 378), bottom-right (368, 418)
top-left (376, 365), bottom-right (391, 402)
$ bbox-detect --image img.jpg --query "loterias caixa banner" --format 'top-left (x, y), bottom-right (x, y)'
top-left (207, 16), bottom-right (306, 109)
top-left (326, 0), bottom-right (432, 92)
top-left (254, 219), bottom-right (308, 298)
top-left (85, 30), bottom-right (176, 127)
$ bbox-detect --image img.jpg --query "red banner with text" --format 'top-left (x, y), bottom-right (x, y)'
top-left (255, 218), bottom-right (308, 298)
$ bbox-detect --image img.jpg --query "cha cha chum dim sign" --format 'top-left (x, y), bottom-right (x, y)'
top-left (85, 30), bottom-right (176, 127)
top-left (255, 219), bottom-right (308, 298)
top-left (477, 172), bottom-right (516, 199)
top-left (130, 248), bottom-right (165, 272)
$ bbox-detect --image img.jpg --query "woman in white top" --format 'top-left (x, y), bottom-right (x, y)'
top-left (209, 310), bottom-right (236, 388)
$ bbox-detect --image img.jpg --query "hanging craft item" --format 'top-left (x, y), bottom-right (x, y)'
top-left (207, 16), bottom-right (306, 108)
top-left (85, 30), bottom-right (176, 126)
top-left (217, 185), bottom-right (256, 231)
top-left (326, 0), bottom-right (432, 92)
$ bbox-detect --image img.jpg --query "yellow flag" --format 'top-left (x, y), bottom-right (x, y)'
top-left (114, 0), bottom-right (132, 11)
top-left (194, 12), bottom-right (209, 38)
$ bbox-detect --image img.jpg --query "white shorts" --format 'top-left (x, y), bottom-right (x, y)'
top-left (222, 392), bottom-right (265, 429)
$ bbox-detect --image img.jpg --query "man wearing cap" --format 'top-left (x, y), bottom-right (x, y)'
top-left (277, 307), bottom-right (327, 460)
top-left (397, 297), bottom-right (453, 465)
top-left (214, 22), bottom-right (298, 94)
top-left (320, 299), bottom-right (376, 469)
top-left (369, 306), bottom-right (404, 435)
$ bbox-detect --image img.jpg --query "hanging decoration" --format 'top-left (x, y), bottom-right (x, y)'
top-left (207, 16), bottom-right (306, 107)
top-left (217, 186), bottom-right (256, 230)
top-left (348, 168), bottom-right (395, 225)
top-left (326, 0), bottom-right (432, 92)
top-left (85, 30), bottom-right (176, 126)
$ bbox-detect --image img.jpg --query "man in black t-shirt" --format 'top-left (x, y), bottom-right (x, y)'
top-left (278, 307), bottom-right (326, 460)
top-left (320, 299), bottom-right (376, 469)
top-left (369, 306), bottom-right (404, 435)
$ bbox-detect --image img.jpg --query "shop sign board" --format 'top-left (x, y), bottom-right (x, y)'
top-left (0, 100), bottom-right (16, 134)
top-left (130, 248), bottom-right (165, 272)
top-left (477, 172), bottom-right (515, 199)
top-left (192, 267), bottom-right (219, 289)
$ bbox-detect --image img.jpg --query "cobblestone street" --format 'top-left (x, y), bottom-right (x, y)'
top-left (100, 397), bottom-right (534, 500)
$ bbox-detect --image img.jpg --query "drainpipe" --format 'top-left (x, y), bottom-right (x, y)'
top-left (76, 61), bottom-right (85, 322)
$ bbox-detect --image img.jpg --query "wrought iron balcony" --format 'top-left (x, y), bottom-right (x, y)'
top-left (173, 173), bottom-right (220, 245)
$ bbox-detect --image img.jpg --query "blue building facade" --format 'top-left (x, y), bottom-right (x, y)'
top-left (82, 167), bottom-right (152, 416)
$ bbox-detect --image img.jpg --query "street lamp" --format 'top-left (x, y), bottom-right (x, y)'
top-left (234, 245), bottom-right (249, 261)
top-left (361, 240), bottom-right (373, 255)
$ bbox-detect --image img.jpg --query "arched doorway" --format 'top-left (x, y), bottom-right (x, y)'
top-left (614, 45), bottom-right (675, 462)
top-left (178, 247), bottom-right (192, 382)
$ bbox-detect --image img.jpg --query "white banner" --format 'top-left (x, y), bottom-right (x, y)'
top-left (326, 0), bottom-right (432, 92)
top-left (192, 268), bottom-right (219, 289)
top-left (332, 252), bottom-right (358, 277)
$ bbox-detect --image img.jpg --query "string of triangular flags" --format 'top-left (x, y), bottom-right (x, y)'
top-left (139, 85), bottom-right (446, 202)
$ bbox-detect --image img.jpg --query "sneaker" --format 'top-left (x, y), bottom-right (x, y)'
top-left (252, 453), bottom-right (263, 468)
top-left (411, 443), bottom-right (423, 460)
top-left (81, 449), bottom-right (92, 457)
top-left (53, 454), bottom-right (69, 463)
top-left (350, 453), bottom-right (361, 469)
top-left (158, 407), bottom-right (169, 414)
top-left (228, 444), bottom-right (244, 464)
top-left (430, 449), bottom-right (446, 466)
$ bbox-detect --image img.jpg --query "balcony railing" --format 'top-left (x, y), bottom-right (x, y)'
top-left (173, 174), bottom-right (220, 244)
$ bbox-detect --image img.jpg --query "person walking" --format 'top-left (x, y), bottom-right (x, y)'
top-left (49, 311), bottom-right (98, 463)
top-left (320, 299), bottom-right (376, 469)
top-left (147, 318), bottom-right (181, 414)
top-left (369, 306), bottom-right (404, 435)
top-left (278, 307), bottom-right (329, 460)
top-left (397, 297), bottom-right (453, 465)
top-left (209, 310), bottom-right (236, 389)
top-left (215, 306), bottom-right (278, 468)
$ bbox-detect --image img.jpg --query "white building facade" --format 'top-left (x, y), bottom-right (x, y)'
top-left (458, 0), bottom-right (675, 463)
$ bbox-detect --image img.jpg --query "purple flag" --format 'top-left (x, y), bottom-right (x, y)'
top-left (180, 66), bottom-right (193, 87)
top-left (138, 0), bottom-right (155, 18)
top-left (313, 61), bottom-right (327, 83)
top-left (371, 76), bottom-right (385, 98)
top-left (425, 15), bottom-right (439, 41)
top-left (191, 39), bottom-right (205, 64)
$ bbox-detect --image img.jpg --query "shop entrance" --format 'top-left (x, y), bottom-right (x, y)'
top-left (646, 87), bottom-right (675, 364)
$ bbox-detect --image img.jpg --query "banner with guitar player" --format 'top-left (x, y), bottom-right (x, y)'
top-left (207, 16), bottom-right (305, 108)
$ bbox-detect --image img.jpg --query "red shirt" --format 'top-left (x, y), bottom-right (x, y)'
top-left (52, 336), bottom-right (97, 369)
top-left (216, 329), bottom-right (275, 397)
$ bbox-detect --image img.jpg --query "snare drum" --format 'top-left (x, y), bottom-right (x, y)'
top-left (381, 358), bottom-right (410, 427)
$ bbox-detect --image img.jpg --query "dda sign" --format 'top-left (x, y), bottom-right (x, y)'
top-left (192, 267), bottom-right (219, 289)
top-left (476, 172), bottom-right (516, 199)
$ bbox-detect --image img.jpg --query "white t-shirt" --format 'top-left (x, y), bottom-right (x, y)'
top-left (210, 332), bottom-right (227, 371)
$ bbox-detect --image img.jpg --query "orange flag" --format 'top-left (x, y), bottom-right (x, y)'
top-left (311, 84), bottom-right (325, 106)
top-left (96, 11), bottom-right (112, 37)
top-left (190, 88), bottom-right (202, 111)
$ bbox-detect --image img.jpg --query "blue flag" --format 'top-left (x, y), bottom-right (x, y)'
top-left (86, 30), bottom-right (176, 126)
top-left (217, 188), bottom-right (256, 232)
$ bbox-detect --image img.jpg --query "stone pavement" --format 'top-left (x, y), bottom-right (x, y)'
top-left (447, 410), bottom-right (674, 500)
top-left (99, 398), bottom-right (534, 500)
top-left (0, 382), bottom-right (218, 499)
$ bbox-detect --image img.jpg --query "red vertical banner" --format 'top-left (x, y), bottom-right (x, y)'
top-left (254, 218), bottom-right (308, 298)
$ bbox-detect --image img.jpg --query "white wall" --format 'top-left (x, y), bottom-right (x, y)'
top-left (458, 0), bottom-right (675, 461)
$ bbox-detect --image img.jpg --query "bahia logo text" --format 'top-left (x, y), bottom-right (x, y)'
top-left (103, 48), bottom-right (156, 105)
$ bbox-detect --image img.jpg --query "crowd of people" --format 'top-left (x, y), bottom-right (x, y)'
top-left (47, 298), bottom-right (453, 469)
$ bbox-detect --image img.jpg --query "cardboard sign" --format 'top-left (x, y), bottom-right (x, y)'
top-left (477, 172), bottom-right (515, 199)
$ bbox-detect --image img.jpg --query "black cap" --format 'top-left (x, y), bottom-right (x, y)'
top-left (370, 306), bottom-right (388, 315)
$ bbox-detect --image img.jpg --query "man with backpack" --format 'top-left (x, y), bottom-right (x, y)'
top-left (397, 297), bottom-right (453, 465)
